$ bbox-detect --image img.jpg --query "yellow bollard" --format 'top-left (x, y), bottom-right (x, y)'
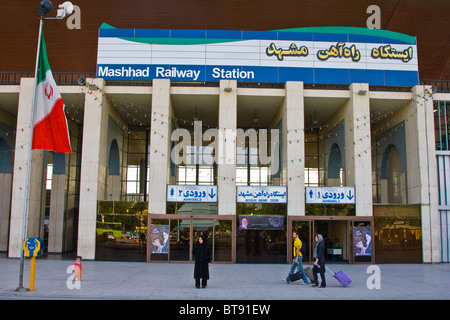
top-left (30, 256), bottom-right (36, 292)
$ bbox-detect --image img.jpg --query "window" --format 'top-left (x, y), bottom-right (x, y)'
top-left (176, 146), bottom-right (215, 185)
top-left (124, 128), bottom-right (149, 201)
top-left (435, 101), bottom-right (450, 150)
top-left (305, 167), bottom-right (319, 186)
top-left (46, 164), bottom-right (53, 190)
top-left (236, 145), bottom-right (269, 186)
top-left (126, 165), bottom-right (140, 194)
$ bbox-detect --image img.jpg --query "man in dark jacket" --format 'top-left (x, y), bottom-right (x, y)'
top-left (193, 235), bottom-right (212, 288)
top-left (312, 234), bottom-right (326, 288)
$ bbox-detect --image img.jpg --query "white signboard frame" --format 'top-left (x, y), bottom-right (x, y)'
top-left (237, 186), bottom-right (287, 203)
top-left (167, 185), bottom-right (217, 202)
top-left (306, 186), bottom-right (355, 204)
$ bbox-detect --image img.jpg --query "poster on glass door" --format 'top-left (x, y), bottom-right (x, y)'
top-left (150, 225), bottom-right (169, 254)
top-left (353, 227), bottom-right (372, 256)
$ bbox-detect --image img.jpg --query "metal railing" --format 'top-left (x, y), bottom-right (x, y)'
top-left (0, 72), bottom-right (96, 85)
top-left (421, 79), bottom-right (450, 93)
top-left (1, 71), bottom-right (449, 92)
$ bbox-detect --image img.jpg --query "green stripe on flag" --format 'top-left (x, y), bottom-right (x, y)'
top-left (37, 32), bottom-right (51, 85)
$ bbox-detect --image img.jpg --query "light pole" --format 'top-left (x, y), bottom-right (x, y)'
top-left (16, 0), bottom-right (74, 292)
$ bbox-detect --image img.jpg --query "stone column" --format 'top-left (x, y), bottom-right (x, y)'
top-left (47, 173), bottom-right (66, 253)
top-left (0, 173), bottom-right (12, 251)
top-left (345, 83), bottom-right (372, 217)
top-left (77, 78), bottom-right (108, 259)
top-left (284, 81), bottom-right (305, 216)
top-left (218, 80), bottom-right (237, 215)
top-left (9, 78), bottom-right (46, 257)
top-left (0, 112), bottom-right (15, 252)
top-left (148, 79), bottom-right (172, 214)
top-left (409, 85), bottom-right (440, 263)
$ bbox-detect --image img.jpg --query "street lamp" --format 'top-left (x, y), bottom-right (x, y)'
top-left (16, 0), bottom-right (74, 292)
top-left (38, 0), bottom-right (53, 17)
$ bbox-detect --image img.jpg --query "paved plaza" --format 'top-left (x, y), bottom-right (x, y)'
top-left (0, 256), bottom-right (449, 301)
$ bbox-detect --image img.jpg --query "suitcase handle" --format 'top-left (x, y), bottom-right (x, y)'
top-left (325, 265), bottom-right (335, 276)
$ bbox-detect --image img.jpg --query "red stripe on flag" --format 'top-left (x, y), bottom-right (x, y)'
top-left (32, 98), bottom-right (72, 153)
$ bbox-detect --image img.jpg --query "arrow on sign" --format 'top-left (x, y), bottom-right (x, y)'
top-left (170, 187), bottom-right (175, 197)
top-left (309, 189), bottom-right (314, 199)
top-left (208, 188), bottom-right (216, 199)
top-left (347, 189), bottom-right (354, 201)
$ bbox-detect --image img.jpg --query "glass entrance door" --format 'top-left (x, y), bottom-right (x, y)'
top-left (288, 217), bottom-right (374, 264)
top-left (148, 214), bottom-right (235, 263)
top-left (170, 218), bottom-right (191, 261)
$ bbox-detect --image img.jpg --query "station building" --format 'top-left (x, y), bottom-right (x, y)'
top-left (1, 2), bottom-right (449, 265)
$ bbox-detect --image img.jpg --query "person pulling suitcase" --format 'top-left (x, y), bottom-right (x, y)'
top-left (312, 234), bottom-right (326, 288)
top-left (283, 230), bottom-right (309, 284)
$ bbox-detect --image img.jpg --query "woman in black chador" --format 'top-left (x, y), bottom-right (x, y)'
top-left (192, 235), bottom-right (212, 288)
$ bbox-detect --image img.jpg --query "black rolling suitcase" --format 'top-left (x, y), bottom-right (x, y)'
top-left (289, 271), bottom-right (302, 282)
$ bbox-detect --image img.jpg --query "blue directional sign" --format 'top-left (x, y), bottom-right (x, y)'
top-left (167, 185), bottom-right (217, 202)
top-left (306, 187), bottom-right (355, 204)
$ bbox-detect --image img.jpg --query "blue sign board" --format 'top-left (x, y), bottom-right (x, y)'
top-left (306, 186), bottom-right (355, 204)
top-left (167, 185), bottom-right (217, 202)
top-left (97, 24), bottom-right (419, 87)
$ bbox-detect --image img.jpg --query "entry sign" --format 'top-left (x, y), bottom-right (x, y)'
top-left (306, 187), bottom-right (355, 204)
top-left (23, 237), bottom-right (44, 257)
top-left (167, 185), bottom-right (217, 202)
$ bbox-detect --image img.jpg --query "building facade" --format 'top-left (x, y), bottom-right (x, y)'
top-left (1, 1), bottom-right (449, 264)
top-left (2, 77), bottom-right (449, 264)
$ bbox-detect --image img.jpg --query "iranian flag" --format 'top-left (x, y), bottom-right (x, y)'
top-left (32, 31), bottom-right (71, 153)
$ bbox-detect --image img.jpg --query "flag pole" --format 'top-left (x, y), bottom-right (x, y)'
top-left (16, 17), bottom-right (43, 292)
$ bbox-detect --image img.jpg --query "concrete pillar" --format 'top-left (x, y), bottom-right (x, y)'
top-left (48, 173), bottom-right (66, 253)
top-left (345, 83), bottom-right (372, 216)
top-left (0, 173), bottom-right (12, 251)
top-left (9, 78), bottom-right (46, 257)
top-left (284, 81), bottom-right (305, 216)
top-left (0, 111), bottom-right (15, 252)
top-left (77, 78), bottom-right (107, 259)
top-left (148, 79), bottom-right (172, 214)
top-left (409, 85), bottom-right (440, 263)
top-left (218, 80), bottom-right (237, 215)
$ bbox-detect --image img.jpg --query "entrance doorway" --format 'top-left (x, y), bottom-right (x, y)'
top-left (147, 214), bottom-right (236, 263)
top-left (288, 217), bottom-right (374, 264)
top-left (236, 229), bottom-right (287, 263)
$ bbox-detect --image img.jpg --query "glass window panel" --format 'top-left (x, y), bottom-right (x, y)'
top-left (96, 201), bottom-right (147, 262)
top-left (127, 154), bottom-right (145, 166)
top-left (236, 147), bottom-right (246, 166)
top-left (170, 219), bottom-right (190, 261)
top-left (214, 220), bottom-right (232, 262)
top-left (46, 164), bottom-right (53, 190)
top-left (126, 181), bottom-right (138, 194)
top-left (186, 166), bottom-right (197, 183)
top-left (128, 139), bottom-right (147, 154)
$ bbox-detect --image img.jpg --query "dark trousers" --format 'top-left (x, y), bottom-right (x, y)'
top-left (195, 277), bottom-right (207, 288)
top-left (312, 265), bottom-right (326, 287)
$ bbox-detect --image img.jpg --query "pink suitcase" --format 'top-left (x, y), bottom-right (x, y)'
top-left (326, 266), bottom-right (351, 287)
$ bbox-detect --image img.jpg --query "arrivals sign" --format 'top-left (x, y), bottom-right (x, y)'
top-left (97, 24), bottom-right (418, 86)
top-left (306, 186), bottom-right (355, 204)
top-left (237, 186), bottom-right (287, 203)
top-left (167, 185), bottom-right (217, 202)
